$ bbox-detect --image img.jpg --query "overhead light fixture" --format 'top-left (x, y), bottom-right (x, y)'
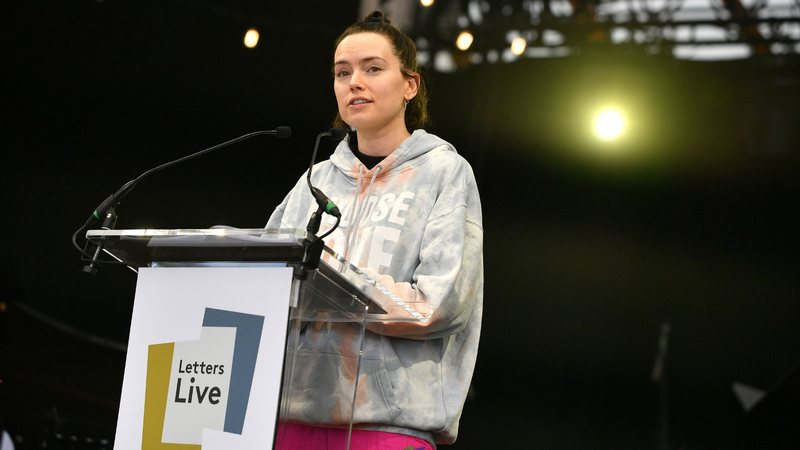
top-left (456, 31), bottom-right (474, 51)
top-left (593, 107), bottom-right (627, 141)
top-left (510, 36), bottom-right (527, 55)
top-left (243, 28), bottom-right (260, 49)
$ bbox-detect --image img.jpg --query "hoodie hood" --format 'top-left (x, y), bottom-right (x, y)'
top-left (329, 129), bottom-right (456, 177)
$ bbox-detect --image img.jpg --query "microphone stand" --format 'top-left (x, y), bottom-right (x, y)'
top-left (651, 322), bottom-right (671, 450)
top-left (81, 207), bottom-right (118, 275)
top-left (73, 126), bottom-right (292, 272)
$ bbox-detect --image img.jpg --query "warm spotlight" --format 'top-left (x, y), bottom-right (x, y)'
top-left (510, 36), bottom-right (527, 56)
top-left (420, 0), bottom-right (435, 6)
top-left (243, 28), bottom-right (260, 49)
top-left (456, 31), bottom-right (474, 51)
top-left (593, 108), bottom-right (626, 141)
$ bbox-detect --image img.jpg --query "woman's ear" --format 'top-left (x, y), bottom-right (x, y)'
top-left (405, 72), bottom-right (420, 101)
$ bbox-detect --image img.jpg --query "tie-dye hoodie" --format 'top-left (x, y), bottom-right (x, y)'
top-left (266, 129), bottom-right (483, 446)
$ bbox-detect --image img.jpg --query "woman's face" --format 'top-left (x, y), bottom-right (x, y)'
top-left (333, 32), bottom-right (418, 135)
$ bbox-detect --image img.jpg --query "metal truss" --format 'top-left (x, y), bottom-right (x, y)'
top-left (372, 0), bottom-right (800, 66)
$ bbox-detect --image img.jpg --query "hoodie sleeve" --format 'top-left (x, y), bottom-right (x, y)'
top-left (265, 195), bottom-right (288, 229)
top-left (265, 172), bottom-right (311, 230)
top-left (366, 158), bottom-right (484, 340)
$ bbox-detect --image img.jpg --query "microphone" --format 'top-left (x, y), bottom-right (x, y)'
top-left (300, 128), bottom-right (346, 273)
top-left (73, 126), bottom-right (292, 273)
top-left (306, 128), bottom-right (346, 230)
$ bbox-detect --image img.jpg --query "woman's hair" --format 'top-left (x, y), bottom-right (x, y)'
top-left (332, 10), bottom-right (429, 133)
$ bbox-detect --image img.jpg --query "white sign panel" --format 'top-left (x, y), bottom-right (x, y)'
top-left (114, 266), bottom-right (293, 450)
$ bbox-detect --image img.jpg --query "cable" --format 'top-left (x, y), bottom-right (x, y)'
top-left (316, 214), bottom-right (341, 242)
top-left (12, 300), bottom-right (127, 352)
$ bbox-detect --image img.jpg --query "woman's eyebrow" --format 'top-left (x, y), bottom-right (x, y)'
top-left (333, 56), bottom-right (388, 66)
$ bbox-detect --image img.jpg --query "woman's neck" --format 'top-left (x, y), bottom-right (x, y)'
top-left (356, 126), bottom-right (411, 157)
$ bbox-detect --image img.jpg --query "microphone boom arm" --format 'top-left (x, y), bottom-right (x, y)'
top-left (72, 126), bottom-right (291, 272)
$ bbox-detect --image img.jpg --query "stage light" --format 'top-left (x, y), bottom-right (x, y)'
top-left (456, 31), bottom-right (474, 51)
top-left (243, 28), bottom-right (260, 49)
top-left (593, 108), bottom-right (626, 141)
top-left (420, 0), bottom-right (435, 6)
top-left (510, 36), bottom-right (527, 55)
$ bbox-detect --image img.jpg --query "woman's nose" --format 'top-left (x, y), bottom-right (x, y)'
top-left (349, 71), bottom-right (364, 90)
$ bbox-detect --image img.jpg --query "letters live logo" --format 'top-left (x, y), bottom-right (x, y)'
top-left (141, 308), bottom-right (264, 449)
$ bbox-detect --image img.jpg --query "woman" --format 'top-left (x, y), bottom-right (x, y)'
top-left (267, 11), bottom-right (483, 449)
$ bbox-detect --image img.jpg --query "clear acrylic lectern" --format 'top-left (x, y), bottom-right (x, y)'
top-left (86, 228), bottom-right (427, 450)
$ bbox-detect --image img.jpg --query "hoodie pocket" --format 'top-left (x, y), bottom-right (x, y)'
top-left (356, 358), bottom-right (402, 424)
top-left (282, 351), bottom-right (402, 426)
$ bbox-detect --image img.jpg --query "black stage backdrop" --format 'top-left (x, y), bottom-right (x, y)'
top-left (3, 1), bottom-right (800, 449)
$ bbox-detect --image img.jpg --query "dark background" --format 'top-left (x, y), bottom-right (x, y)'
top-left (3, 1), bottom-right (799, 449)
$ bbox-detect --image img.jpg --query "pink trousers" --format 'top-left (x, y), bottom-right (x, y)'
top-left (275, 422), bottom-right (434, 450)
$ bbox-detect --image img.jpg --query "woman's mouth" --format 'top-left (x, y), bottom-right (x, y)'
top-left (349, 98), bottom-right (372, 107)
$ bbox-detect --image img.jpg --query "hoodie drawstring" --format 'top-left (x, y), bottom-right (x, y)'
top-left (342, 165), bottom-right (382, 266)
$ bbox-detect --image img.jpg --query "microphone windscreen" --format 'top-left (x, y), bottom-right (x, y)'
top-left (276, 126), bottom-right (292, 139)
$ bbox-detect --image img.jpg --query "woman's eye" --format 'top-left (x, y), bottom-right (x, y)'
top-left (367, 66), bottom-right (382, 73)
top-left (336, 69), bottom-right (350, 78)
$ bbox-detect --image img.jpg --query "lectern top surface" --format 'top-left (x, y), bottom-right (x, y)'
top-left (87, 227), bottom-right (306, 241)
top-left (85, 228), bottom-right (309, 267)
top-left (85, 228), bottom-right (430, 323)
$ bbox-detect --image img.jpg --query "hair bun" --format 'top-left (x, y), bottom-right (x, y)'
top-left (364, 10), bottom-right (391, 25)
